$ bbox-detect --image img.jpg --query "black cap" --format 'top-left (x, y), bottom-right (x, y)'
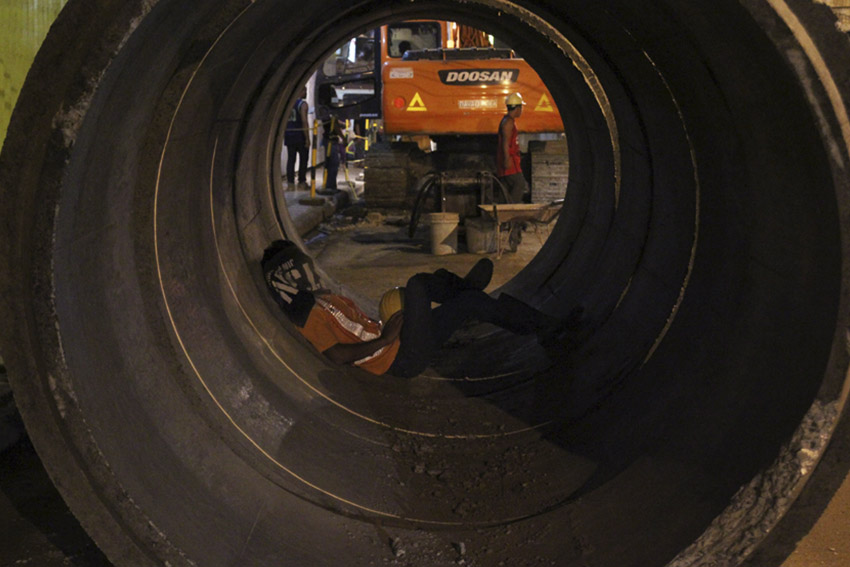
top-left (261, 240), bottom-right (320, 326)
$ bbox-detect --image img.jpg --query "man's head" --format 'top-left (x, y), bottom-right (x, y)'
top-left (505, 92), bottom-right (526, 117)
top-left (262, 240), bottom-right (322, 292)
top-left (262, 240), bottom-right (322, 326)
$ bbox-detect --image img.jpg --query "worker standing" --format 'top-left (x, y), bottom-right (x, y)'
top-left (497, 92), bottom-right (528, 251)
top-left (284, 87), bottom-right (311, 189)
top-left (323, 115), bottom-right (345, 191)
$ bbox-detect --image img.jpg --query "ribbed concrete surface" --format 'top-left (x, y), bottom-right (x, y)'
top-left (2, 1), bottom-right (850, 566)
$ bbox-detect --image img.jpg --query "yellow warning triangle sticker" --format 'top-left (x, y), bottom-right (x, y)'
top-left (535, 93), bottom-right (554, 112)
top-left (407, 92), bottom-right (428, 112)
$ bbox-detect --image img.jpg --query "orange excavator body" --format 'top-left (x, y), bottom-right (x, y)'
top-left (379, 21), bottom-right (563, 137)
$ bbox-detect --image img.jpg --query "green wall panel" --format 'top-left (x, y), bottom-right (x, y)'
top-left (0, 0), bottom-right (68, 149)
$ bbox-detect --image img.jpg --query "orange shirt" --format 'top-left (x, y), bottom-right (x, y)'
top-left (298, 294), bottom-right (400, 375)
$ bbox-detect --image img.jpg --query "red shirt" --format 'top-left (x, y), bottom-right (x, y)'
top-left (497, 115), bottom-right (521, 177)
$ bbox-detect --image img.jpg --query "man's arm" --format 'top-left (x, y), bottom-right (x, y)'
top-left (323, 312), bottom-right (403, 365)
top-left (500, 116), bottom-right (514, 171)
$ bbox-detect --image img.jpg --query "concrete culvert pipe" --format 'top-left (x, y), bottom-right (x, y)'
top-left (2, 0), bottom-right (850, 565)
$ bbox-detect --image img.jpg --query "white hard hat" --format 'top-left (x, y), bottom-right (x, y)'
top-left (505, 92), bottom-right (526, 107)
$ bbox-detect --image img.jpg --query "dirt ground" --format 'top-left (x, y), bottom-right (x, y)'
top-left (779, 480), bottom-right (850, 566)
top-left (303, 207), bottom-right (548, 311)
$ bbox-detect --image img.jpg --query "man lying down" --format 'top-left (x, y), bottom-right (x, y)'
top-left (261, 240), bottom-right (582, 377)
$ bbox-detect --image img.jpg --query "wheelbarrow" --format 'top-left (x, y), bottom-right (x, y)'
top-left (477, 200), bottom-right (563, 257)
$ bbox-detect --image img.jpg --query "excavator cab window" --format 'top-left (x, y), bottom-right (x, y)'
top-left (321, 31), bottom-right (376, 78)
top-left (387, 22), bottom-right (441, 58)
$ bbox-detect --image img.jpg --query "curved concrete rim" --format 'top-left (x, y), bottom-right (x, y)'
top-left (1, 0), bottom-right (849, 565)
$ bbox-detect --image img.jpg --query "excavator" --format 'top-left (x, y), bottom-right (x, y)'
top-left (315, 21), bottom-right (568, 225)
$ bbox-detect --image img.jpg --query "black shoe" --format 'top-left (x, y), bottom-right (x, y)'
top-left (462, 258), bottom-right (494, 290)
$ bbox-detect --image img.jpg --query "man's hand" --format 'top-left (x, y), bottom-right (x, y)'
top-left (322, 311), bottom-right (404, 365)
top-left (382, 311), bottom-right (404, 342)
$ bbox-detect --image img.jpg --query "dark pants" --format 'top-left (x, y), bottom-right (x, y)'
top-left (498, 172), bottom-right (527, 204)
top-left (325, 143), bottom-right (342, 190)
top-left (388, 272), bottom-right (547, 377)
top-left (286, 143), bottom-right (309, 184)
top-left (497, 172), bottom-right (528, 250)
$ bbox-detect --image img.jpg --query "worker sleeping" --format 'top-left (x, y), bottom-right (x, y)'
top-left (262, 240), bottom-right (582, 377)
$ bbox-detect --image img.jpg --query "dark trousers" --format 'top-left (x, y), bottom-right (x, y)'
top-left (498, 172), bottom-right (527, 203)
top-left (497, 172), bottom-right (528, 249)
top-left (286, 143), bottom-right (308, 184)
top-left (325, 143), bottom-right (341, 190)
top-left (388, 272), bottom-right (547, 377)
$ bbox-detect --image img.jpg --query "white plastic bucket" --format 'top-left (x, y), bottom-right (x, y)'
top-left (465, 216), bottom-right (498, 254)
top-left (428, 212), bottom-right (459, 255)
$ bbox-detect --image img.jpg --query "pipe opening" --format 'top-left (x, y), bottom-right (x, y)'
top-left (2, 0), bottom-right (849, 565)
